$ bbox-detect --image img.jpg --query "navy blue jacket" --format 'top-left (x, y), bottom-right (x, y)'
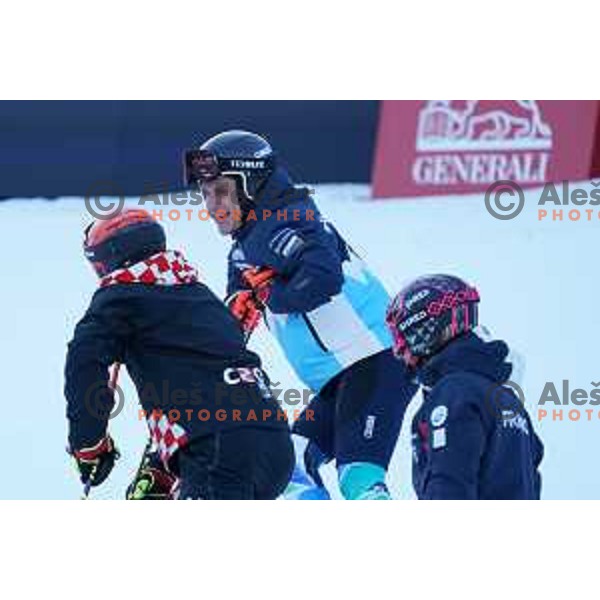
top-left (65, 283), bottom-right (286, 452)
top-left (411, 333), bottom-right (543, 500)
top-left (227, 167), bottom-right (346, 313)
top-left (226, 167), bottom-right (394, 393)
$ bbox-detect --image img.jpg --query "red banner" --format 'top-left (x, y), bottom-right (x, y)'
top-left (372, 101), bottom-right (600, 198)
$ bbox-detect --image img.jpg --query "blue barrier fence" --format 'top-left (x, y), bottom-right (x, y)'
top-left (0, 101), bottom-right (379, 199)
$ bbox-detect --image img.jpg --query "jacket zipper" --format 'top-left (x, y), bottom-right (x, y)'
top-left (302, 314), bottom-right (329, 353)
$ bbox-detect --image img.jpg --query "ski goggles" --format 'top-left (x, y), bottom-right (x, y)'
top-left (183, 149), bottom-right (221, 187)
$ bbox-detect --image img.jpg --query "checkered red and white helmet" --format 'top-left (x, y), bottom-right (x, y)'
top-left (386, 274), bottom-right (480, 368)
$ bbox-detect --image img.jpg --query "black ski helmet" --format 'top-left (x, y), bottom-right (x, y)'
top-left (84, 209), bottom-right (166, 277)
top-left (183, 130), bottom-right (276, 202)
top-left (386, 274), bottom-right (480, 367)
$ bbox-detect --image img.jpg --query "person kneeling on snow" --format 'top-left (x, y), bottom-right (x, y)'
top-left (385, 274), bottom-right (543, 500)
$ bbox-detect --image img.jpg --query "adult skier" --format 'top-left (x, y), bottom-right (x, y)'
top-left (184, 130), bottom-right (417, 499)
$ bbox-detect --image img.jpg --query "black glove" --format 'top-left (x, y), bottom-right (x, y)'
top-left (71, 436), bottom-right (120, 487)
top-left (126, 452), bottom-right (177, 500)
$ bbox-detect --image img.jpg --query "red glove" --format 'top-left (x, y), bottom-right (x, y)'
top-left (227, 290), bottom-right (264, 334)
top-left (242, 267), bottom-right (278, 292)
top-left (227, 267), bottom-right (277, 336)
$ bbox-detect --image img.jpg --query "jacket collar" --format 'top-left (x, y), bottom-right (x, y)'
top-left (417, 332), bottom-right (513, 388)
top-left (232, 167), bottom-right (313, 240)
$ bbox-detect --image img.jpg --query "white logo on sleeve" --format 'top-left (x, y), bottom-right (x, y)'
top-left (502, 411), bottom-right (530, 435)
top-left (432, 427), bottom-right (447, 450)
top-left (430, 405), bottom-right (448, 427)
top-left (363, 415), bottom-right (376, 439)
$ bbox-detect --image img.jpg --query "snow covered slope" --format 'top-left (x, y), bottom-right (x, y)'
top-left (1, 181), bottom-right (598, 499)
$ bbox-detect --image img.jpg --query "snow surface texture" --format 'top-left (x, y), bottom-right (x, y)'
top-left (1, 181), bottom-right (597, 499)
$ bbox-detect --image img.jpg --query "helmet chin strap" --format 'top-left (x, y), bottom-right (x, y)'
top-left (223, 173), bottom-right (256, 226)
top-left (402, 347), bottom-right (421, 370)
top-left (222, 171), bottom-right (252, 201)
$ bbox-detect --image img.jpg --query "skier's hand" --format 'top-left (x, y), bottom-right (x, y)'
top-left (242, 266), bottom-right (278, 293)
top-left (126, 463), bottom-right (177, 500)
top-left (70, 435), bottom-right (120, 487)
top-left (226, 267), bottom-right (277, 335)
top-left (227, 290), bottom-right (265, 334)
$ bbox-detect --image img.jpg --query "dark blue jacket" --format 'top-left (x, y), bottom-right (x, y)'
top-left (411, 332), bottom-right (543, 500)
top-left (227, 167), bottom-right (346, 314)
top-left (65, 283), bottom-right (286, 453)
top-left (226, 167), bottom-right (394, 393)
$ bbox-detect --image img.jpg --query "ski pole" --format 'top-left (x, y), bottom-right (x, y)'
top-left (109, 362), bottom-right (121, 391)
top-left (81, 465), bottom-right (98, 500)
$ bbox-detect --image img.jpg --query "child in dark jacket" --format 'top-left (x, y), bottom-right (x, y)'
top-left (65, 209), bottom-right (293, 499)
top-left (385, 274), bottom-right (543, 500)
